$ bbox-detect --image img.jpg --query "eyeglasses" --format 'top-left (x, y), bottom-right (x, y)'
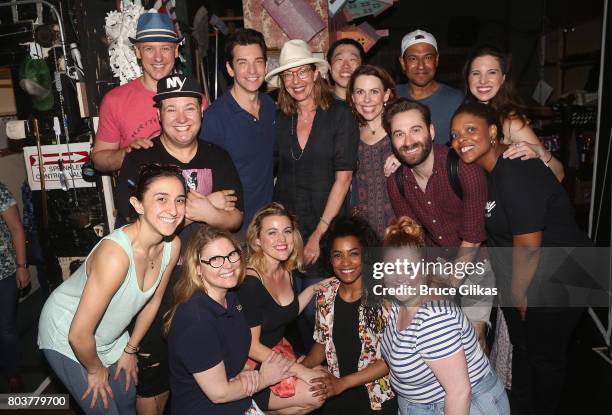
top-left (199, 249), bottom-right (241, 268)
top-left (280, 67), bottom-right (313, 82)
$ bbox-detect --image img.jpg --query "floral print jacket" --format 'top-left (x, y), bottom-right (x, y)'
top-left (313, 279), bottom-right (394, 410)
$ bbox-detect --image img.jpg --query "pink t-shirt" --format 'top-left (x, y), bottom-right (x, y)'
top-left (96, 77), bottom-right (210, 149)
top-left (96, 78), bottom-right (159, 149)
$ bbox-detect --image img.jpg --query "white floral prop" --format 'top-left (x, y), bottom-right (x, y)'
top-left (105, 2), bottom-right (145, 84)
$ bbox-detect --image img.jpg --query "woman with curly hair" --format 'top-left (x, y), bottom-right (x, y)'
top-left (301, 216), bottom-right (397, 415)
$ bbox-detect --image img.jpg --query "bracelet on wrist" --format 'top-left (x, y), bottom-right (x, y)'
top-left (125, 342), bottom-right (139, 353)
top-left (124, 348), bottom-right (138, 355)
top-left (543, 151), bottom-right (553, 167)
top-left (319, 216), bottom-right (330, 227)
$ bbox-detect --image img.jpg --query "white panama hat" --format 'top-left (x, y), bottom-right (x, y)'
top-left (265, 39), bottom-right (330, 88)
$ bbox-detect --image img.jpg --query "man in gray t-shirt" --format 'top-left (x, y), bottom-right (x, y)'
top-left (396, 29), bottom-right (464, 145)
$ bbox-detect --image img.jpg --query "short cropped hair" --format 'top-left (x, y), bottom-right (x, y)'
top-left (225, 28), bottom-right (267, 68)
top-left (382, 98), bottom-right (431, 137)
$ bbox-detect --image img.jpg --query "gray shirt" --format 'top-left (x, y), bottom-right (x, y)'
top-left (396, 83), bottom-right (464, 145)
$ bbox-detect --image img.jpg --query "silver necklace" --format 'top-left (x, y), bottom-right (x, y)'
top-left (290, 114), bottom-right (305, 161)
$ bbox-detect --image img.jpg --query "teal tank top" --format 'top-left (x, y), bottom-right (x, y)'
top-left (38, 227), bottom-right (172, 367)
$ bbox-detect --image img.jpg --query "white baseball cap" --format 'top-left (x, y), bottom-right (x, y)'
top-left (401, 29), bottom-right (438, 56)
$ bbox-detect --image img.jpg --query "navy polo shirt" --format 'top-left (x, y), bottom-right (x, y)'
top-left (168, 291), bottom-right (251, 415)
top-left (200, 90), bottom-right (276, 232)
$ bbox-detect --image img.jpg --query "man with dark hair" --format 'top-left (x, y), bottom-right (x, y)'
top-left (396, 29), bottom-right (463, 144)
top-left (327, 38), bottom-right (366, 101)
top-left (384, 98), bottom-right (492, 343)
top-left (116, 74), bottom-right (243, 413)
top-left (200, 28), bottom-right (274, 235)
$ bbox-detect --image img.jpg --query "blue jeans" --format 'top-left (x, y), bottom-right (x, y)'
top-left (398, 371), bottom-right (510, 415)
top-left (43, 349), bottom-right (136, 414)
top-left (0, 274), bottom-right (19, 377)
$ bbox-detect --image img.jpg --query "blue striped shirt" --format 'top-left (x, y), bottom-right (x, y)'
top-left (381, 300), bottom-right (490, 403)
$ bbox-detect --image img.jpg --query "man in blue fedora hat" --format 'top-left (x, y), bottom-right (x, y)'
top-left (93, 11), bottom-right (207, 173)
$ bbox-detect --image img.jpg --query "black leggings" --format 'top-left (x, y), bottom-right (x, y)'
top-left (502, 307), bottom-right (584, 415)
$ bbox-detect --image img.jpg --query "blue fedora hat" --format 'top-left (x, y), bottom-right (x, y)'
top-left (129, 11), bottom-right (183, 44)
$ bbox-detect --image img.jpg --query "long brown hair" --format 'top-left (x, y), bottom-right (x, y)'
top-left (245, 202), bottom-right (304, 279)
top-left (463, 45), bottom-right (528, 126)
top-left (277, 64), bottom-right (333, 116)
top-left (163, 225), bottom-right (245, 336)
top-left (346, 64), bottom-right (397, 127)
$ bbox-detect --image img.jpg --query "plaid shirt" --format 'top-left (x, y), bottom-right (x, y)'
top-left (387, 145), bottom-right (487, 247)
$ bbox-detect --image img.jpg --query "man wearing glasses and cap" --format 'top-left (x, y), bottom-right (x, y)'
top-left (116, 73), bottom-right (243, 414)
top-left (93, 11), bottom-right (206, 172)
top-left (396, 29), bottom-right (463, 145)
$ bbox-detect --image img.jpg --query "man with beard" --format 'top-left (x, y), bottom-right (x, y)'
top-left (396, 30), bottom-right (463, 145)
top-left (383, 98), bottom-right (492, 344)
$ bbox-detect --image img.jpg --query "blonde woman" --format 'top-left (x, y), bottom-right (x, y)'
top-left (238, 202), bottom-right (328, 413)
top-left (165, 225), bottom-right (293, 415)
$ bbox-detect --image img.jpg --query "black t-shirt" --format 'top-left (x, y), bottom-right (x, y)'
top-left (117, 137), bottom-right (244, 225)
top-left (485, 158), bottom-right (588, 247)
top-left (117, 138), bottom-right (244, 305)
top-left (333, 294), bottom-right (361, 377)
top-left (237, 275), bottom-right (299, 348)
top-left (485, 158), bottom-right (591, 302)
top-left (273, 100), bottom-right (359, 238)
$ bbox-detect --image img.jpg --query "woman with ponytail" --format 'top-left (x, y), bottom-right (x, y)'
top-left (38, 164), bottom-right (186, 414)
top-left (378, 216), bottom-right (509, 415)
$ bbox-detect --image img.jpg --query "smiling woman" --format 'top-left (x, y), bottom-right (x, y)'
top-left (37, 164), bottom-right (186, 414)
top-left (165, 224), bottom-right (294, 415)
top-left (300, 216), bottom-right (397, 415)
top-left (266, 40), bottom-right (359, 348)
top-left (235, 203), bottom-right (327, 414)
top-left (463, 45), bottom-right (565, 181)
top-left (450, 102), bottom-right (590, 414)
top-left (346, 65), bottom-right (397, 240)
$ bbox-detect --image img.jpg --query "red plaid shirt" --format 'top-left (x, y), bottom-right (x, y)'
top-left (387, 145), bottom-right (487, 247)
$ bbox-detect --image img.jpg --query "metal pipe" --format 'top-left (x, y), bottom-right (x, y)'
top-left (1, 0), bottom-right (69, 66)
